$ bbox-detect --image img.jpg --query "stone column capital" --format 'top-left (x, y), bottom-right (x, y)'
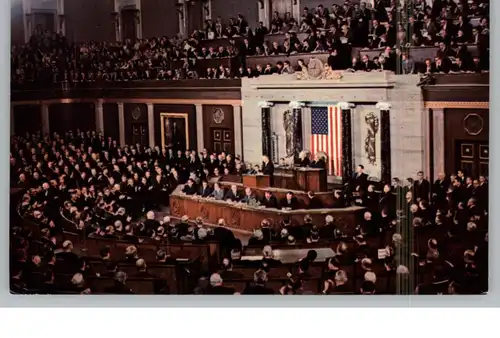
top-left (289, 101), bottom-right (305, 109)
top-left (337, 101), bottom-right (355, 110)
top-left (376, 102), bottom-right (392, 110)
top-left (258, 101), bottom-right (274, 108)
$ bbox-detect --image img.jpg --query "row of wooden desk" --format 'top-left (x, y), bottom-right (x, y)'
top-left (217, 180), bottom-right (334, 208)
top-left (170, 186), bottom-right (364, 233)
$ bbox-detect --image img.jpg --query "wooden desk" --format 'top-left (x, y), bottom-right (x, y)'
top-left (243, 174), bottom-right (270, 188)
top-left (170, 186), bottom-right (364, 232)
top-left (275, 167), bottom-right (327, 192)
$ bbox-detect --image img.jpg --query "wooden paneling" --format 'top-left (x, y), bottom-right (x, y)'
top-left (202, 105), bottom-right (234, 154)
top-left (423, 87), bottom-right (489, 103)
top-left (170, 191), bottom-right (364, 233)
top-left (153, 104), bottom-right (197, 151)
top-left (124, 103), bottom-right (148, 146)
top-left (444, 108), bottom-right (489, 175)
top-left (103, 103), bottom-right (119, 141)
top-left (48, 103), bottom-right (96, 134)
top-left (13, 105), bottom-right (42, 136)
top-left (431, 73), bottom-right (489, 85)
top-left (141, 0), bottom-right (179, 39)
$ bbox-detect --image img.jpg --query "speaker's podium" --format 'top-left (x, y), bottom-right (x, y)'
top-left (243, 174), bottom-right (271, 188)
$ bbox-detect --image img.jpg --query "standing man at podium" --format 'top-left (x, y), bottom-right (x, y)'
top-left (262, 155), bottom-right (275, 186)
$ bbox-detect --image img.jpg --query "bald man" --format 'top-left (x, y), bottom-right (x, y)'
top-left (432, 172), bottom-right (450, 204)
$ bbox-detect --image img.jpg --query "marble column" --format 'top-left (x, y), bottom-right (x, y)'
top-left (56, 0), bottom-right (66, 35)
top-left (135, 1), bottom-right (143, 39)
top-left (301, 105), bottom-right (311, 152)
top-left (288, 101), bottom-right (305, 162)
top-left (292, 0), bottom-right (301, 21)
top-left (337, 101), bottom-right (355, 183)
top-left (41, 103), bottom-right (50, 136)
top-left (195, 104), bottom-right (204, 151)
top-left (118, 102), bottom-right (125, 146)
top-left (232, 104), bottom-right (243, 159)
top-left (95, 100), bottom-right (104, 134)
top-left (178, 0), bottom-right (188, 37)
top-left (204, 0), bottom-right (212, 20)
top-left (22, 0), bottom-right (32, 43)
top-left (147, 103), bottom-right (155, 148)
top-left (376, 102), bottom-right (392, 184)
top-left (432, 108), bottom-right (445, 179)
top-left (258, 101), bottom-right (274, 158)
top-left (258, 0), bottom-right (271, 27)
top-left (113, 0), bottom-right (121, 41)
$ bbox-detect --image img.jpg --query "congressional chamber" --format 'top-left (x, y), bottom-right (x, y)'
top-left (10, 0), bottom-right (489, 296)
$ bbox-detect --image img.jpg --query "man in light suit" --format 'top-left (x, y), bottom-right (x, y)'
top-left (240, 187), bottom-right (257, 204)
top-left (210, 182), bottom-right (225, 200)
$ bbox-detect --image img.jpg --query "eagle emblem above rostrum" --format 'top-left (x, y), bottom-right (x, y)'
top-left (296, 57), bottom-right (343, 80)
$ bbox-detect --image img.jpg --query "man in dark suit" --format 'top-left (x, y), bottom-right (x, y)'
top-left (197, 180), bottom-right (213, 197)
top-left (477, 175), bottom-right (488, 210)
top-left (242, 270), bottom-right (275, 294)
top-left (360, 54), bottom-right (376, 71)
top-left (307, 191), bottom-right (323, 209)
top-left (205, 273), bottom-right (235, 294)
top-left (352, 165), bottom-right (369, 191)
top-left (261, 155), bottom-right (275, 186)
top-left (280, 191), bottom-right (300, 210)
top-left (134, 258), bottom-right (156, 279)
top-left (261, 191), bottom-right (278, 209)
top-left (219, 258), bottom-right (244, 280)
top-left (432, 172), bottom-right (450, 204)
top-left (224, 184), bottom-right (242, 202)
top-left (56, 240), bottom-right (82, 273)
top-left (182, 179), bottom-right (197, 195)
top-left (413, 171), bottom-right (430, 202)
top-left (104, 271), bottom-right (134, 294)
top-left (311, 154), bottom-right (326, 169)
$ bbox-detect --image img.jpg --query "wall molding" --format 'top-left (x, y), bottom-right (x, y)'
top-left (424, 101), bottom-right (489, 109)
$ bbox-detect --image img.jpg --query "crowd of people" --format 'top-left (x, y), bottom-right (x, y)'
top-left (11, 0), bottom-right (490, 84)
top-left (10, 129), bottom-right (488, 295)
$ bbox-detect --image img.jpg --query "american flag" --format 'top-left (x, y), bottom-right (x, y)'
top-left (311, 105), bottom-right (342, 176)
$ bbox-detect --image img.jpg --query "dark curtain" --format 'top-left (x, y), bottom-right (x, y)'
top-left (341, 108), bottom-right (353, 184)
top-left (380, 110), bottom-right (392, 184)
top-left (292, 108), bottom-right (303, 162)
top-left (261, 107), bottom-right (271, 157)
